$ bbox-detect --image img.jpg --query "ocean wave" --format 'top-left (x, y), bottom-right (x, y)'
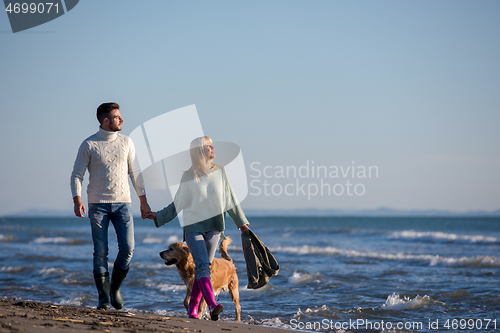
top-left (143, 237), bottom-right (164, 244)
top-left (31, 237), bottom-right (87, 245)
top-left (154, 309), bottom-right (181, 317)
top-left (288, 271), bottom-right (320, 285)
top-left (270, 245), bottom-right (500, 267)
top-left (145, 281), bottom-right (186, 292)
top-left (61, 277), bottom-right (81, 285)
top-left (0, 234), bottom-right (14, 241)
top-left (258, 317), bottom-right (293, 329)
top-left (389, 230), bottom-right (499, 244)
top-left (238, 283), bottom-right (274, 296)
top-left (55, 296), bottom-right (94, 308)
top-left (143, 235), bottom-right (182, 245)
top-left (15, 253), bottom-right (64, 262)
top-left (442, 289), bottom-right (470, 299)
top-left (58, 296), bottom-right (85, 306)
top-left (167, 235), bottom-right (181, 244)
top-left (39, 268), bottom-right (65, 275)
top-left (227, 245), bottom-right (243, 253)
top-left (302, 305), bottom-right (330, 314)
top-left (33, 237), bottom-right (69, 244)
top-left (430, 255), bottom-right (500, 267)
top-left (1, 266), bottom-right (27, 273)
top-left (243, 315), bottom-right (293, 330)
top-left (382, 293), bottom-right (444, 310)
top-left (293, 305), bottom-right (339, 320)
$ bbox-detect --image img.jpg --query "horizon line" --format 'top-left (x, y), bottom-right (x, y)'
top-left (2, 206), bottom-right (500, 218)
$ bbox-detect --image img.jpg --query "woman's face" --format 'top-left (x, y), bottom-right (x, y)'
top-left (205, 139), bottom-right (215, 160)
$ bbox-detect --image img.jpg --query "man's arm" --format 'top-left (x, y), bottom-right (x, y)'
top-left (71, 141), bottom-right (90, 218)
top-left (139, 195), bottom-right (151, 219)
top-left (127, 137), bottom-right (151, 219)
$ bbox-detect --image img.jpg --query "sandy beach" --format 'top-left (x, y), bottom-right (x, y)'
top-left (0, 298), bottom-right (293, 333)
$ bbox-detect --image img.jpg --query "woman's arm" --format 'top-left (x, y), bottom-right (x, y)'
top-left (147, 174), bottom-right (192, 227)
top-left (227, 203), bottom-right (249, 230)
top-left (146, 202), bottom-right (178, 228)
top-left (221, 167), bottom-right (250, 231)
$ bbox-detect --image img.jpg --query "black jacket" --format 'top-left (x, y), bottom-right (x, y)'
top-left (241, 229), bottom-right (279, 289)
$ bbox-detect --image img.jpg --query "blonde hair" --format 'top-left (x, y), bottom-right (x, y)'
top-left (187, 136), bottom-right (214, 182)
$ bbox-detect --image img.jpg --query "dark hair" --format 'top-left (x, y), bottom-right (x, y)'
top-left (97, 102), bottom-right (120, 124)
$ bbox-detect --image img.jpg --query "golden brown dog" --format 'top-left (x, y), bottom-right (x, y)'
top-left (159, 237), bottom-right (241, 321)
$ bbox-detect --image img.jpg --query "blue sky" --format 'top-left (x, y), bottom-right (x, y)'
top-left (1, 1), bottom-right (499, 216)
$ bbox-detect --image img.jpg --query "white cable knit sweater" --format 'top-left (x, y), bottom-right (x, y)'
top-left (70, 127), bottom-right (146, 203)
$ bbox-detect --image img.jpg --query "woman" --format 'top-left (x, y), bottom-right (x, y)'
top-left (145, 136), bottom-right (250, 320)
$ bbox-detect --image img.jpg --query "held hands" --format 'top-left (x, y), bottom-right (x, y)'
top-left (139, 196), bottom-right (155, 220)
top-left (144, 212), bottom-right (157, 220)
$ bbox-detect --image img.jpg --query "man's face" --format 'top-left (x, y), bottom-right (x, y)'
top-left (106, 109), bottom-right (123, 132)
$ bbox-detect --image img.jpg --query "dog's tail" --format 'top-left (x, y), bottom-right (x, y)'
top-left (219, 237), bottom-right (233, 263)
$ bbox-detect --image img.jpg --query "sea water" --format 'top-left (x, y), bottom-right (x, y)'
top-left (1, 216), bottom-right (499, 332)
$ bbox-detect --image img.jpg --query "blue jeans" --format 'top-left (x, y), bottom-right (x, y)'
top-left (185, 230), bottom-right (221, 280)
top-left (89, 203), bottom-right (134, 275)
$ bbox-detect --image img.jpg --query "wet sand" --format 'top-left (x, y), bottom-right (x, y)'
top-left (0, 299), bottom-right (293, 333)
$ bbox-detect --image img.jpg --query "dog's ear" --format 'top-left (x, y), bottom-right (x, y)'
top-left (181, 245), bottom-right (191, 256)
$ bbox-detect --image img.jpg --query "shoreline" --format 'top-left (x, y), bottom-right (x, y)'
top-left (0, 298), bottom-right (294, 333)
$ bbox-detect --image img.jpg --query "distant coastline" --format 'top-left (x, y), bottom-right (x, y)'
top-left (2, 207), bottom-right (500, 218)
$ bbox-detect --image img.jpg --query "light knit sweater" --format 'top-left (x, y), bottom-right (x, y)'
top-left (154, 165), bottom-right (248, 237)
top-left (70, 127), bottom-right (146, 203)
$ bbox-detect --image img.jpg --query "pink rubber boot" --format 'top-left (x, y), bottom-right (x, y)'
top-left (188, 279), bottom-right (203, 319)
top-left (198, 277), bottom-right (223, 321)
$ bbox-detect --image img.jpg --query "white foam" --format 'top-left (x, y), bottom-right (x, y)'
top-left (1, 266), bottom-right (25, 273)
top-left (145, 281), bottom-right (186, 292)
top-left (33, 237), bottom-right (68, 244)
top-left (227, 245), bottom-right (242, 252)
top-left (259, 317), bottom-right (293, 329)
top-left (58, 297), bottom-right (83, 306)
top-left (143, 237), bottom-right (164, 244)
top-left (39, 267), bottom-right (65, 275)
top-left (303, 304), bottom-right (330, 314)
top-left (154, 309), bottom-right (180, 316)
top-left (61, 277), bottom-right (80, 285)
top-left (292, 308), bottom-right (304, 318)
top-left (292, 305), bottom-right (335, 320)
top-left (167, 235), bottom-right (181, 244)
top-left (430, 255), bottom-right (500, 267)
top-left (239, 283), bottom-right (272, 295)
top-left (390, 230), bottom-right (498, 243)
top-left (382, 293), bottom-right (441, 310)
top-left (288, 271), bottom-right (320, 285)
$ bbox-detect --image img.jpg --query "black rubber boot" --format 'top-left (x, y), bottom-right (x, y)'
top-left (94, 273), bottom-right (110, 310)
top-left (110, 265), bottom-right (128, 310)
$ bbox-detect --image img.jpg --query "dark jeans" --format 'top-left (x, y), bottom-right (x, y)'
top-left (89, 203), bottom-right (134, 275)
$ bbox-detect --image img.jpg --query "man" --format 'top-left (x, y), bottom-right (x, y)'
top-left (70, 102), bottom-right (151, 310)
